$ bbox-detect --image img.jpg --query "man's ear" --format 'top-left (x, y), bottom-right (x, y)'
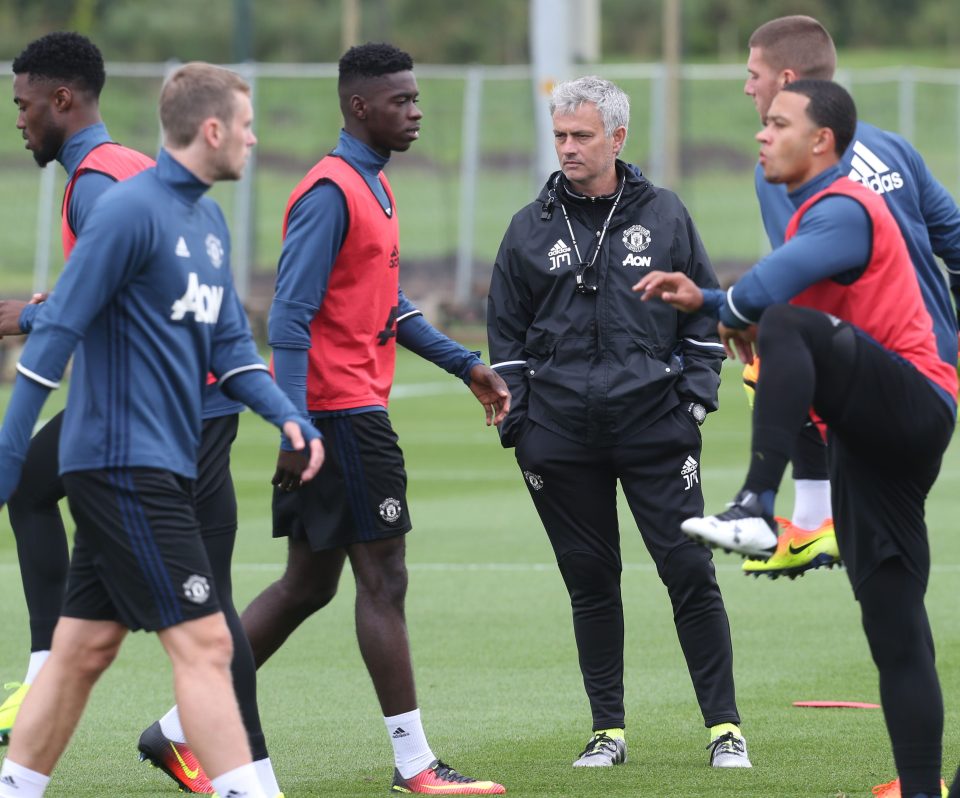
top-left (349, 94), bottom-right (367, 121)
top-left (611, 125), bottom-right (626, 156)
top-left (200, 116), bottom-right (223, 149)
top-left (52, 85), bottom-right (73, 113)
top-left (812, 126), bottom-right (834, 156)
top-left (779, 68), bottom-right (798, 88)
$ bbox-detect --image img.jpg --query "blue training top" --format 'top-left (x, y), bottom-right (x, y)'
top-left (702, 166), bottom-right (872, 327)
top-left (17, 123), bottom-right (242, 421)
top-left (18, 123), bottom-right (119, 334)
top-left (754, 120), bottom-right (960, 365)
top-left (0, 149), bottom-right (316, 501)
top-left (268, 129), bottom-right (482, 445)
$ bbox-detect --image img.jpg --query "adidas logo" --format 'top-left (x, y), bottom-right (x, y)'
top-left (175, 236), bottom-right (191, 258)
top-left (1, 775), bottom-right (17, 788)
top-left (847, 141), bottom-right (903, 195)
top-left (681, 455), bottom-right (698, 477)
top-left (548, 239), bottom-right (571, 258)
top-left (392, 727), bottom-right (410, 739)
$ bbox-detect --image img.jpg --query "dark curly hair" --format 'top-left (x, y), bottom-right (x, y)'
top-left (339, 42), bottom-right (413, 86)
top-left (12, 31), bottom-right (106, 98)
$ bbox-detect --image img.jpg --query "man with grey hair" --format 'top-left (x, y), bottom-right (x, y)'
top-left (487, 76), bottom-right (749, 769)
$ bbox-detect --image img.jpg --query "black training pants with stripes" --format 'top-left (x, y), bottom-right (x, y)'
top-left (514, 406), bottom-right (741, 732)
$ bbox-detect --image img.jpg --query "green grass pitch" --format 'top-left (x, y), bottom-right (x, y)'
top-left (0, 353), bottom-right (957, 796)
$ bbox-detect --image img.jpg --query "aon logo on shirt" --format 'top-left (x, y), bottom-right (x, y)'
top-left (170, 272), bottom-right (224, 324)
top-left (622, 254), bottom-right (652, 268)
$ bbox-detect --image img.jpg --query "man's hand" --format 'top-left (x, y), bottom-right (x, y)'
top-left (0, 294), bottom-right (46, 339)
top-left (632, 271), bottom-right (704, 312)
top-left (0, 300), bottom-right (30, 336)
top-left (272, 449), bottom-right (308, 492)
top-left (719, 322), bottom-right (757, 363)
top-left (273, 420), bottom-right (325, 490)
top-left (467, 364), bottom-right (511, 426)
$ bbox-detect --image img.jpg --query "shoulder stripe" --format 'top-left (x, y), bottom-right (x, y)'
top-left (16, 363), bottom-right (60, 389)
top-left (491, 360), bottom-right (526, 371)
top-left (397, 309), bottom-right (423, 323)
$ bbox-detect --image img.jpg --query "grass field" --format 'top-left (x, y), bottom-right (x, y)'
top-left (0, 352), bottom-right (958, 797)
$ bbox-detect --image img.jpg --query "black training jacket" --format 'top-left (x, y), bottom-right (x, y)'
top-left (487, 163), bottom-right (724, 448)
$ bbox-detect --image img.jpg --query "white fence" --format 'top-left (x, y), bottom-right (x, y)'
top-left (13, 61), bottom-right (960, 308)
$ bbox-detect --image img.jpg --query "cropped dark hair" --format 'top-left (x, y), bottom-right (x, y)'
top-left (339, 42), bottom-right (414, 87)
top-left (12, 31), bottom-right (106, 98)
top-left (748, 16), bottom-right (836, 80)
top-left (783, 79), bottom-right (857, 156)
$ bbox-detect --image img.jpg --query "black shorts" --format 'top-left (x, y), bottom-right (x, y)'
top-left (196, 414), bottom-right (239, 538)
top-left (814, 329), bottom-right (955, 594)
top-left (272, 411), bottom-right (411, 552)
top-left (62, 468), bottom-right (220, 632)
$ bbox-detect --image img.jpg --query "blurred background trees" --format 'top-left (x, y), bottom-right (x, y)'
top-left (1, 0), bottom-right (958, 65)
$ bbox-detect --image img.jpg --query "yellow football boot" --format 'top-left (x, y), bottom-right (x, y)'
top-left (742, 517), bottom-right (841, 579)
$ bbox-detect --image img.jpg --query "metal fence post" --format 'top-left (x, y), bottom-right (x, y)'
top-left (455, 65), bottom-right (483, 306)
top-left (648, 64), bottom-right (666, 187)
top-left (232, 61), bottom-right (257, 303)
top-left (899, 68), bottom-right (915, 142)
top-left (32, 165), bottom-right (57, 294)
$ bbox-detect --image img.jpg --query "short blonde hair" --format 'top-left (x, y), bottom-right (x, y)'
top-left (159, 62), bottom-right (250, 147)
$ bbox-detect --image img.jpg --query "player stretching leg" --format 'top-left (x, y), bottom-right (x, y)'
top-left (638, 79), bottom-right (955, 798)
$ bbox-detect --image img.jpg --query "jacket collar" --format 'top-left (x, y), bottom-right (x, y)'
top-left (538, 160), bottom-right (650, 217)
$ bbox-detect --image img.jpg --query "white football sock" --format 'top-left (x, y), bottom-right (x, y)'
top-left (385, 708), bottom-right (435, 779)
top-left (0, 759), bottom-right (50, 798)
top-left (254, 757), bottom-right (281, 795)
top-left (159, 706), bottom-right (187, 744)
top-left (24, 651), bottom-right (49, 685)
top-left (791, 479), bottom-right (832, 530)
top-left (210, 763), bottom-right (267, 798)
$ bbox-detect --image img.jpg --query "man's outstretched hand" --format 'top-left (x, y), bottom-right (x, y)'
top-left (632, 271), bottom-right (704, 312)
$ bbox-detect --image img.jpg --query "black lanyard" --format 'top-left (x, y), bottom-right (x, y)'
top-left (558, 175), bottom-right (625, 295)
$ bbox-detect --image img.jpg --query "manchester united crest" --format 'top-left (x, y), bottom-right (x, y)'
top-left (622, 224), bottom-right (651, 253)
top-left (205, 234), bottom-right (224, 268)
top-left (379, 497), bottom-right (403, 524)
top-left (182, 574), bottom-right (211, 604)
top-left (523, 470), bottom-right (544, 491)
